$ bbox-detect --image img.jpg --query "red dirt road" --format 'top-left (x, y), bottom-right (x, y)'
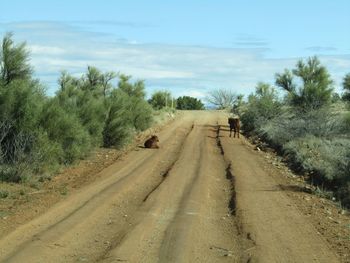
top-left (0, 111), bottom-right (343, 262)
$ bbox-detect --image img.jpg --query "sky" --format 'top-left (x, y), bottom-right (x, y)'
top-left (1, 0), bottom-right (349, 99)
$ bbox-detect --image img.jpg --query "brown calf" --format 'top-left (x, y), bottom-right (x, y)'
top-left (228, 117), bottom-right (240, 138)
top-left (144, 135), bottom-right (160, 149)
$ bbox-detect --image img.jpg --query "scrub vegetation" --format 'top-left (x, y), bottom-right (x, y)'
top-left (239, 56), bottom-right (350, 208)
top-left (0, 33), bottom-right (154, 183)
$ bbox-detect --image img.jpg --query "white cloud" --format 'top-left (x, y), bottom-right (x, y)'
top-left (1, 21), bottom-right (349, 98)
top-left (29, 45), bottom-right (66, 55)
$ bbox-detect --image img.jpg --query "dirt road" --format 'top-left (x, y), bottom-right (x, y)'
top-left (0, 111), bottom-right (340, 262)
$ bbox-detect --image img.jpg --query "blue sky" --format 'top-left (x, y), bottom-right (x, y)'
top-left (1, 0), bottom-right (349, 98)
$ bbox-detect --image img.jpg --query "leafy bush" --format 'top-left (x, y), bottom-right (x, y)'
top-left (0, 79), bottom-right (46, 182)
top-left (0, 33), bottom-right (155, 183)
top-left (343, 73), bottom-right (350, 101)
top-left (283, 136), bottom-right (350, 180)
top-left (259, 107), bottom-right (348, 146)
top-left (40, 99), bottom-right (92, 164)
top-left (176, 96), bottom-right (204, 110)
top-left (0, 189), bottom-right (9, 198)
top-left (241, 82), bottom-right (281, 134)
top-left (148, 90), bottom-right (173, 110)
top-left (275, 57), bottom-right (333, 111)
top-left (103, 90), bottom-right (134, 148)
top-left (283, 136), bottom-right (350, 208)
top-left (129, 97), bottom-right (153, 131)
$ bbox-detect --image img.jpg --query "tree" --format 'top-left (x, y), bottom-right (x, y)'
top-left (241, 82), bottom-right (281, 133)
top-left (231, 94), bottom-right (244, 116)
top-left (101, 71), bottom-right (117, 97)
top-left (176, 96), bottom-right (204, 110)
top-left (342, 73), bottom-right (350, 101)
top-left (0, 32), bottom-right (32, 85)
top-left (118, 74), bottom-right (146, 98)
top-left (275, 56), bottom-right (333, 111)
top-left (148, 90), bottom-right (173, 110)
top-left (206, 88), bottom-right (237, 109)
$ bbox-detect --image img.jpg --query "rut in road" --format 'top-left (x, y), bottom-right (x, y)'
top-left (101, 116), bottom-right (241, 262)
top-left (142, 123), bottom-right (194, 203)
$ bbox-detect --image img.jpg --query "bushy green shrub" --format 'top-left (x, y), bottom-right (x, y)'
top-left (129, 97), bottom-right (153, 131)
top-left (103, 90), bottom-right (134, 148)
top-left (40, 99), bottom-right (92, 164)
top-left (241, 82), bottom-right (281, 134)
top-left (259, 107), bottom-right (348, 146)
top-left (176, 96), bottom-right (204, 110)
top-left (283, 136), bottom-right (350, 180)
top-left (148, 90), bottom-right (173, 110)
top-left (283, 136), bottom-right (350, 208)
top-left (0, 33), bottom-right (155, 183)
top-left (76, 92), bottom-right (107, 146)
top-left (275, 57), bottom-right (333, 111)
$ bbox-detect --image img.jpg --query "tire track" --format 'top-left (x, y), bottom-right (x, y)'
top-left (0, 118), bottom-right (195, 263)
top-left (216, 123), bottom-right (254, 262)
top-left (142, 123), bottom-right (194, 203)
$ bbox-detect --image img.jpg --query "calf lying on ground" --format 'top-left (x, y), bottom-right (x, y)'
top-left (144, 135), bottom-right (160, 149)
top-left (228, 117), bottom-right (240, 138)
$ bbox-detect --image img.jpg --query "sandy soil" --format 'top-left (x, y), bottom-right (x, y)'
top-left (0, 111), bottom-right (349, 263)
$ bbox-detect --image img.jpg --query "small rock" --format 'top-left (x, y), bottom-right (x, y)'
top-left (340, 210), bottom-right (349, 215)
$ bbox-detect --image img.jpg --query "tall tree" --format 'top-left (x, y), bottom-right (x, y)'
top-left (206, 88), bottom-right (237, 109)
top-left (342, 73), bottom-right (350, 101)
top-left (176, 96), bottom-right (204, 110)
top-left (118, 74), bottom-right (146, 98)
top-left (275, 56), bottom-right (333, 111)
top-left (148, 90), bottom-right (173, 109)
top-left (0, 32), bottom-right (32, 85)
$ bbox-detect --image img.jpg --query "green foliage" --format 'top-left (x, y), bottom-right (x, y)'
top-left (176, 96), bottom-right (204, 110)
top-left (129, 97), bottom-right (153, 131)
top-left (0, 32), bottom-right (32, 85)
top-left (343, 73), bottom-right (350, 101)
top-left (250, 103), bottom-right (350, 208)
top-left (0, 35), bottom-right (45, 164)
top-left (103, 86), bottom-right (153, 147)
top-left (40, 99), bottom-right (92, 164)
top-left (118, 74), bottom-right (146, 98)
top-left (0, 189), bottom-right (9, 198)
top-left (148, 90), bottom-right (173, 110)
top-left (0, 33), bottom-right (154, 183)
top-left (241, 83), bottom-right (281, 134)
top-left (103, 89), bottom-right (134, 148)
top-left (275, 56), bottom-right (333, 111)
top-left (0, 78), bottom-right (46, 182)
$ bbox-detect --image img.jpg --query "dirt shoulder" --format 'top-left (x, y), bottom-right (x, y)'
top-left (217, 117), bottom-right (349, 262)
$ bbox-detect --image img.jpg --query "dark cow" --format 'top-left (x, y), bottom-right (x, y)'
top-left (144, 135), bottom-right (160, 149)
top-left (228, 117), bottom-right (240, 138)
